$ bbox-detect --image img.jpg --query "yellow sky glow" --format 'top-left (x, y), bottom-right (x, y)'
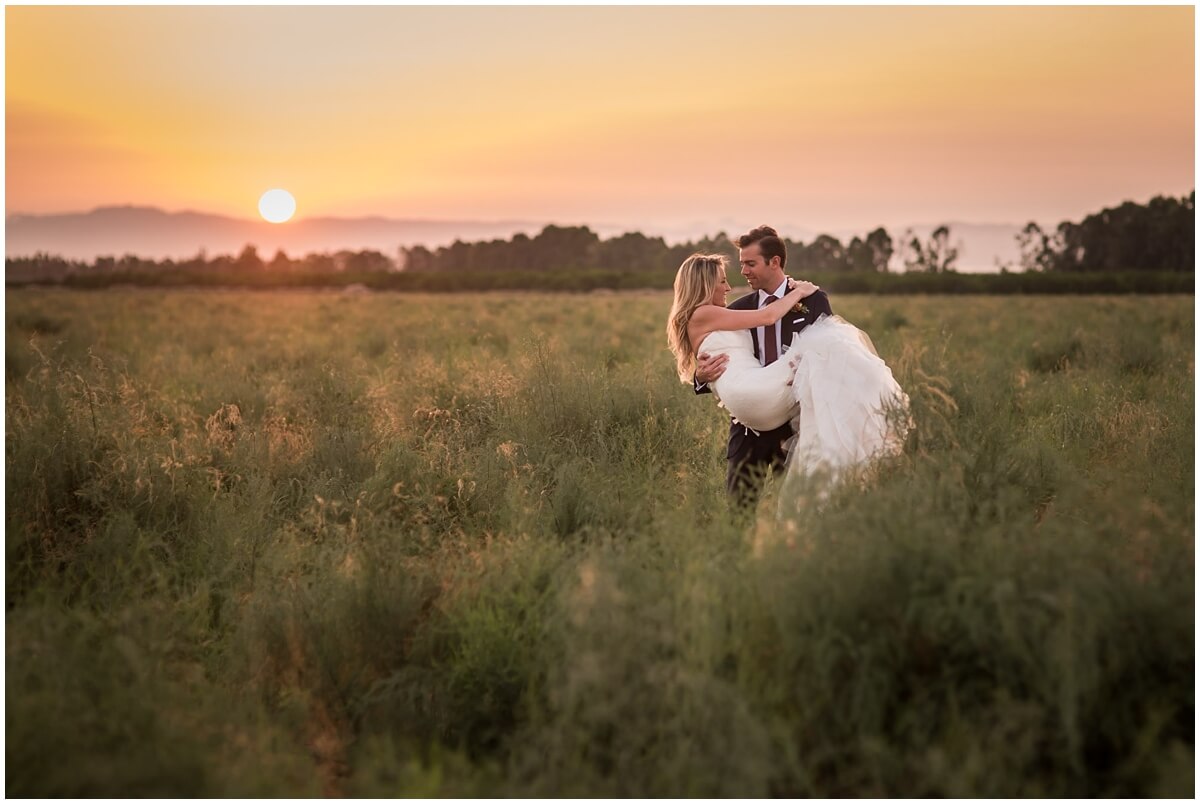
top-left (6, 5), bottom-right (1194, 231)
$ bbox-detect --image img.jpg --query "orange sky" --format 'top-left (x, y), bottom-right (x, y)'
top-left (6, 5), bottom-right (1195, 232)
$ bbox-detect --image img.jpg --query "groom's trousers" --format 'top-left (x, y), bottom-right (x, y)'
top-left (726, 419), bottom-right (792, 509)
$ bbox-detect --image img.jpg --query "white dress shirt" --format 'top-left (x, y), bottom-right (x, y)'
top-left (755, 278), bottom-right (789, 366)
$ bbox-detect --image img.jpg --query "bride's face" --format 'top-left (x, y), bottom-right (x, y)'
top-left (709, 267), bottom-right (732, 306)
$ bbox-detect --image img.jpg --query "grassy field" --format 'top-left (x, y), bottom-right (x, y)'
top-left (6, 288), bottom-right (1194, 796)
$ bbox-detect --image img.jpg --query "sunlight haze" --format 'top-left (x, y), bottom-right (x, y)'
top-left (6, 5), bottom-right (1194, 234)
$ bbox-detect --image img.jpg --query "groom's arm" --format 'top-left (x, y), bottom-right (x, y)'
top-left (693, 352), bottom-right (728, 395)
top-left (805, 288), bottom-right (833, 317)
top-left (694, 290), bottom-right (754, 394)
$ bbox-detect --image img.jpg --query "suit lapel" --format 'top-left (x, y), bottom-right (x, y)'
top-left (752, 292), bottom-right (763, 361)
top-left (780, 305), bottom-right (793, 346)
top-left (730, 291), bottom-right (761, 361)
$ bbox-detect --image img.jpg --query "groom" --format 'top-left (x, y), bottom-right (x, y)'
top-left (694, 225), bottom-right (833, 509)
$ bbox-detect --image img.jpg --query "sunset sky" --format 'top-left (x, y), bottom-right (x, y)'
top-left (6, 5), bottom-right (1195, 234)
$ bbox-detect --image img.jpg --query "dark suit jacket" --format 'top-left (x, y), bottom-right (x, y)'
top-left (694, 288), bottom-right (834, 460)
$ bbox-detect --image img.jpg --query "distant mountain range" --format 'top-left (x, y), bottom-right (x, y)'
top-left (5, 205), bottom-right (1025, 272)
top-left (4, 206), bottom-right (546, 264)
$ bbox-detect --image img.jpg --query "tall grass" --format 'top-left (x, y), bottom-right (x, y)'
top-left (6, 289), bottom-right (1193, 796)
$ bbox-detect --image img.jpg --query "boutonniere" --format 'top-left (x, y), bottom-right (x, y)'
top-left (791, 301), bottom-right (810, 315)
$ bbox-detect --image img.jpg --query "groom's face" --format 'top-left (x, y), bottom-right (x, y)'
top-left (739, 243), bottom-right (783, 292)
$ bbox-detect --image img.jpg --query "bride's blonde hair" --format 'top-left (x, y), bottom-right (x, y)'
top-left (666, 253), bottom-right (726, 383)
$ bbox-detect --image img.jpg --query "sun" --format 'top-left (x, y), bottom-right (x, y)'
top-left (258, 189), bottom-right (296, 223)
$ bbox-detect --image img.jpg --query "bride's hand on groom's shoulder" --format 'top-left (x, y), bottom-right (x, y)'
top-left (787, 277), bottom-right (819, 297)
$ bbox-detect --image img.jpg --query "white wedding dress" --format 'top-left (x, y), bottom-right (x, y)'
top-left (702, 314), bottom-right (910, 480)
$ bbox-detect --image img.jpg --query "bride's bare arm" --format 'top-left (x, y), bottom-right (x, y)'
top-left (691, 279), bottom-right (818, 334)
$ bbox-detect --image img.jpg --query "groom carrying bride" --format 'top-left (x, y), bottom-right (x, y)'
top-left (692, 225), bottom-right (833, 509)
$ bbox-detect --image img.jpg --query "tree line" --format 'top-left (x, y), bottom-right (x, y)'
top-left (4, 246), bottom-right (395, 284)
top-left (400, 226), bottom-right (902, 275)
top-left (6, 190), bottom-right (1192, 286)
top-left (396, 190), bottom-right (1193, 275)
top-left (1014, 190), bottom-right (1193, 273)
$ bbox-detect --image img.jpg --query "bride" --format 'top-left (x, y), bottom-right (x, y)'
top-left (666, 252), bottom-right (910, 486)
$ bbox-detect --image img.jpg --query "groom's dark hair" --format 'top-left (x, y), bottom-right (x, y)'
top-left (734, 225), bottom-right (786, 269)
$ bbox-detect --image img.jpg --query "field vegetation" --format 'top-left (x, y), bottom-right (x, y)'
top-left (6, 288), bottom-right (1194, 796)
